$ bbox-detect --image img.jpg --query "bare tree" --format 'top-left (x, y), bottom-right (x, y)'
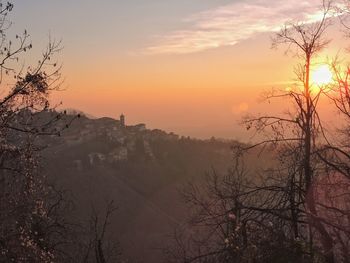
top-left (166, 1), bottom-right (344, 262)
top-left (75, 200), bottom-right (121, 263)
top-left (240, 1), bottom-right (337, 261)
top-left (165, 154), bottom-right (315, 263)
top-left (0, 2), bottom-right (79, 262)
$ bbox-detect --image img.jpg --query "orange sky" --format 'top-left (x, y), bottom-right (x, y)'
top-left (12, 1), bottom-right (350, 139)
top-left (54, 31), bottom-right (344, 139)
top-left (51, 33), bottom-right (290, 138)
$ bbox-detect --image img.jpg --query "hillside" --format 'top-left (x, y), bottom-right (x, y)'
top-left (37, 113), bottom-right (241, 262)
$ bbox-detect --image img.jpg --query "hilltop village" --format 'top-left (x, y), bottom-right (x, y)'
top-left (54, 113), bottom-right (181, 167)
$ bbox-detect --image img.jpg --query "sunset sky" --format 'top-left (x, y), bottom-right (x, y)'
top-left (11, 0), bottom-right (349, 139)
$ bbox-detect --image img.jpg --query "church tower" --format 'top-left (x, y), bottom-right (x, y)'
top-left (120, 113), bottom-right (125, 127)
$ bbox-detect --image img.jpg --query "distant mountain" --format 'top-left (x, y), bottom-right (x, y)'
top-left (39, 112), bottom-right (258, 262)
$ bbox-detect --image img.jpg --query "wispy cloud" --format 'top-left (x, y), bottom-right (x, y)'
top-left (146, 0), bottom-right (338, 54)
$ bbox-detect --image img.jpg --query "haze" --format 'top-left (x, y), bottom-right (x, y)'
top-left (11, 0), bottom-right (348, 138)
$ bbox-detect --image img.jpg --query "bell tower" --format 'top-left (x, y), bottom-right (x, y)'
top-left (120, 113), bottom-right (125, 127)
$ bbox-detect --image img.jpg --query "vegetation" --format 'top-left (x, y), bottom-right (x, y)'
top-left (165, 1), bottom-right (350, 262)
top-left (2, 0), bottom-right (350, 263)
top-left (0, 2), bottom-right (119, 262)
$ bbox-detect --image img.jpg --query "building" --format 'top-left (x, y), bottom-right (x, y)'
top-left (120, 113), bottom-right (125, 127)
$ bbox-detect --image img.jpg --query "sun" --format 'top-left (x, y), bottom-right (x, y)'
top-left (311, 65), bottom-right (333, 86)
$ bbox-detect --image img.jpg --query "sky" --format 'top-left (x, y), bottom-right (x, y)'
top-left (8, 0), bottom-right (350, 139)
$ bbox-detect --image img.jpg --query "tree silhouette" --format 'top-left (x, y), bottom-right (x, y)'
top-left (241, 1), bottom-right (335, 261)
top-left (0, 2), bottom-right (79, 262)
top-left (166, 1), bottom-right (348, 262)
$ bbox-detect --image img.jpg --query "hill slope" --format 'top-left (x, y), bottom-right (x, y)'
top-left (42, 114), bottom-right (241, 262)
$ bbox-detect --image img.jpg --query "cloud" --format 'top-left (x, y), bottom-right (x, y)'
top-left (146, 0), bottom-right (338, 54)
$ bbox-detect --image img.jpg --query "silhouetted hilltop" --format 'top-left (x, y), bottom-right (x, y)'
top-left (44, 112), bottom-right (237, 174)
top-left (40, 112), bottom-right (247, 262)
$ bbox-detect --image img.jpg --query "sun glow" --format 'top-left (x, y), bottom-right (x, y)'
top-left (311, 65), bottom-right (333, 86)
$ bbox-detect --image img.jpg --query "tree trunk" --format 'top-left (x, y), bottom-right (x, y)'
top-left (304, 54), bottom-right (334, 263)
